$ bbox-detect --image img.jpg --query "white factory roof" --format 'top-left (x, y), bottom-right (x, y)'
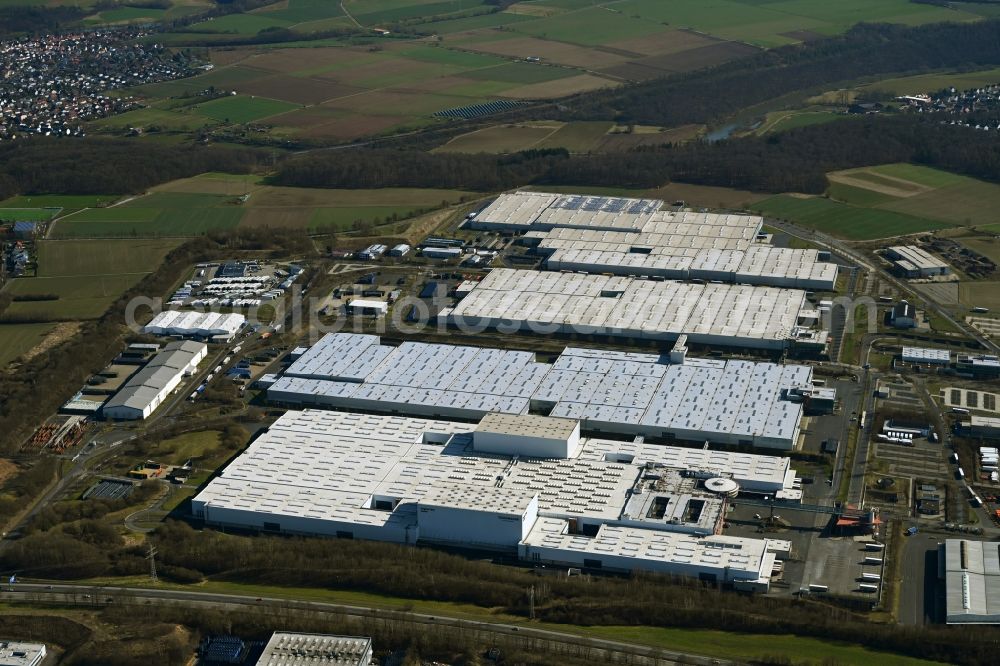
top-left (257, 632), bottom-right (371, 666)
top-left (902, 347), bottom-right (951, 364)
top-left (522, 517), bottom-right (785, 582)
top-left (945, 539), bottom-right (1000, 623)
top-left (441, 269), bottom-right (812, 348)
top-left (193, 411), bottom-right (797, 538)
top-left (194, 411), bottom-right (639, 526)
top-left (103, 341), bottom-right (206, 414)
top-left (0, 641), bottom-right (45, 666)
top-left (471, 192), bottom-right (837, 289)
top-left (888, 245), bottom-right (949, 271)
top-left (478, 412), bottom-right (578, 440)
top-left (269, 333), bottom-right (811, 449)
top-left (143, 309), bottom-right (245, 338)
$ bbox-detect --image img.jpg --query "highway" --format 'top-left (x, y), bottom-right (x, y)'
top-left (2, 582), bottom-right (730, 666)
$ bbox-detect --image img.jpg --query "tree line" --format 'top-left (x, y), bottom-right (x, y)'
top-left (0, 138), bottom-right (263, 200)
top-left (273, 115), bottom-right (1000, 194)
top-left (4, 518), bottom-right (1000, 666)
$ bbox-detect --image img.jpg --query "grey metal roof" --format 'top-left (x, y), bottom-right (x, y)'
top-left (272, 334), bottom-right (810, 449)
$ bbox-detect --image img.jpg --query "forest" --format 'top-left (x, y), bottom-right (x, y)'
top-left (275, 116), bottom-right (1000, 194)
top-left (0, 139), bottom-right (262, 200)
top-left (562, 19), bottom-right (1000, 127)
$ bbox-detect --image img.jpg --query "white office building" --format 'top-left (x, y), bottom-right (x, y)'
top-left (192, 410), bottom-right (793, 591)
top-left (268, 333), bottom-right (821, 450)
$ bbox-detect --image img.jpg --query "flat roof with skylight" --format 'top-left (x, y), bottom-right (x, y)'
top-left (192, 410), bottom-right (797, 590)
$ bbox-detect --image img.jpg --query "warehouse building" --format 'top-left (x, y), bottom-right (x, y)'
top-left (942, 539), bottom-right (1000, 623)
top-left (103, 341), bottom-right (207, 420)
top-left (956, 353), bottom-right (1000, 378)
top-left (467, 192), bottom-right (837, 289)
top-left (345, 298), bottom-right (388, 317)
top-left (439, 268), bottom-right (825, 351)
top-left (901, 347), bottom-right (950, 365)
top-left (0, 642), bottom-right (45, 666)
top-left (143, 310), bottom-right (245, 342)
top-left (192, 410), bottom-right (793, 590)
top-left (256, 632), bottom-right (372, 666)
top-left (268, 333), bottom-right (818, 450)
top-left (885, 245), bottom-right (950, 277)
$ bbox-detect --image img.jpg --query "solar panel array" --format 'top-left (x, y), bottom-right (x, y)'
top-left (434, 99), bottom-right (525, 119)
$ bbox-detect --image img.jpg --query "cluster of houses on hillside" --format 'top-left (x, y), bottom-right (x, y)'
top-left (898, 83), bottom-right (1000, 129)
top-left (0, 29), bottom-right (195, 140)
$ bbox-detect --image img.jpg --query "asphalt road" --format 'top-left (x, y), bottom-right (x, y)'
top-left (3, 583), bottom-right (730, 666)
top-left (898, 535), bottom-right (942, 626)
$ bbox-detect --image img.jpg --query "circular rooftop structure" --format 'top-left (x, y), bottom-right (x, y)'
top-left (704, 477), bottom-right (740, 498)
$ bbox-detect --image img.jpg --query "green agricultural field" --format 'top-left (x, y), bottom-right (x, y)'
top-left (462, 62), bottom-right (575, 84)
top-left (751, 195), bottom-right (953, 240)
top-left (867, 163), bottom-right (969, 188)
top-left (53, 192), bottom-right (246, 238)
top-left (858, 67), bottom-right (1000, 96)
top-left (827, 183), bottom-right (898, 208)
top-left (434, 123), bottom-right (561, 153)
top-left (0, 208), bottom-right (57, 222)
top-left (4, 276), bottom-right (142, 320)
top-left (35, 239), bottom-right (180, 277)
top-left (511, 6), bottom-right (670, 46)
top-left (195, 95), bottom-right (301, 124)
top-left (398, 45), bottom-right (506, 69)
top-left (827, 163), bottom-right (1000, 227)
top-left (3, 239), bottom-right (179, 320)
top-left (536, 121), bottom-right (614, 152)
top-left (350, 0), bottom-right (488, 25)
top-left (307, 206), bottom-right (429, 231)
top-left (0, 323), bottom-right (57, 367)
top-left (616, 0), bottom-right (980, 47)
top-left (754, 109), bottom-right (843, 135)
top-left (413, 9), bottom-right (533, 34)
top-left (94, 6), bottom-right (166, 23)
top-left (0, 194), bottom-right (119, 210)
top-left (188, 13), bottom-right (294, 35)
top-left (255, 0), bottom-right (344, 24)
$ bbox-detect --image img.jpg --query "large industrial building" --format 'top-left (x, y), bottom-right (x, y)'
top-left (143, 310), bottom-right (246, 342)
top-left (439, 268), bottom-right (827, 351)
top-left (256, 633), bottom-right (372, 666)
top-left (470, 192), bottom-right (838, 289)
top-left (193, 410), bottom-right (793, 590)
top-left (102, 341), bottom-right (207, 420)
top-left (0, 642), bottom-right (45, 666)
top-left (942, 539), bottom-right (1000, 624)
top-left (268, 333), bottom-right (824, 450)
top-left (885, 245), bottom-right (950, 278)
